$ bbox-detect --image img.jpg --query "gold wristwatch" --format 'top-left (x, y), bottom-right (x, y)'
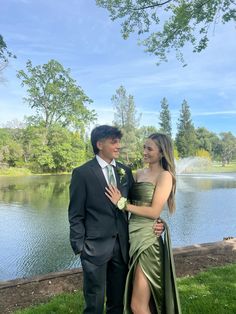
top-left (117, 197), bottom-right (127, 211)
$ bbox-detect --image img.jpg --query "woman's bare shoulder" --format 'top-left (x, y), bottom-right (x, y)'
top-left (158, 170), bottom-right (172, 184)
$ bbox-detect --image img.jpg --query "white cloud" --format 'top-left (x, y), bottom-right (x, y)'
top-left (193, 111), bottom-right (236, 117)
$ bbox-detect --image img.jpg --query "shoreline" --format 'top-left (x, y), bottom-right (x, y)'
top-left (0, 238), bottom-right (235, 314)
top-left (0, 170), bottom-right (236, 180)
top-left (1, 162), bottom-right (236, 177)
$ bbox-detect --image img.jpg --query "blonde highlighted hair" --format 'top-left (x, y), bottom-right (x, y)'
top-left (148, 133), bottom-right (176, 213)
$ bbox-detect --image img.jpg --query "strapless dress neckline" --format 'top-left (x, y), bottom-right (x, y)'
top-left (135, 181), bottom-right (155, 186)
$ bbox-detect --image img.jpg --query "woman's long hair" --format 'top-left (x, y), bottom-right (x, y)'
top-left (148, 133), bottom-right (176, 213)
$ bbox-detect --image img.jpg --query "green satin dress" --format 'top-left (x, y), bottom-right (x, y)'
top-left (123, 182), bottom-right (181, 314)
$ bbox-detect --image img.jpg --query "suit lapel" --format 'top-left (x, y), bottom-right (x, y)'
top-left (90, 158), bottom-right (122, 191)
top-left (90, 158), bottom-right (107, 191)
top-left (89, 159), bottom-right (127, 212)
top-left (114, 166), bottom-right (122, 191)
top-left (114, 163), bottom-right (130, 198)
top-left (89, 158), bottom-right (117, 211)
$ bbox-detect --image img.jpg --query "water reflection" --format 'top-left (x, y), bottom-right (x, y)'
top-left (0, 175), bottom-right (81, 281)
top-left (0, 175), bottom-right (69, 208)
top-left (0, 173), bottom-right (235, 281)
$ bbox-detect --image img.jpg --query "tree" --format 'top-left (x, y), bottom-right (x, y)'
top-left (195, 127), bottom-right (220, 158)
top-left (21, 124), bottom-right (52, 171)
top-left (175, 99), bottom-right (197, 157)
top-left (2, 119), bottom-right (25, 143)
top-left (0, 128), bottom-right (23, 167)
top-left (96, 0), bottom-right (236, 64)
top-left (195, 148), bottom-right (211, 159)
top-left (1, 35), bottom-right (11, 71)
top-left (47, 124), bottom-right (86, 171)
top-left (112, 85), bottom-right (141, 163)
top-left (138, 125), bottom-right (159, 140)
top-left (20, 123), bottom-right (86, 173)
top-left (218, 132), bottom-right (236, 166)
top-left (159, 97), bottom-right (172, 137)
top-left (0, 35), bottom-right (16, 82)
top-left (17, 59), bottom-right (96, 130)
top-left (0, 35), bottom-right (16, 67)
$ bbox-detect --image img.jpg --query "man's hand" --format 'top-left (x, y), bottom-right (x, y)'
top-left (153, 218), bottom-right (164, 237)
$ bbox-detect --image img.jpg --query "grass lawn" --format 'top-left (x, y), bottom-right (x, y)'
top-left (1, 161), bottom-right (236, 177)
top-left (0, 168), bottom-right (69, 176)
top-left (202, 161), bottom-right (236, 173)
top-left (177, 264), bottom-right (236, 314)
top-left (179, 161), bottom-right (236, 174)
top-left (0, 167), bottom-right (32, 176)
top-left (14, 264), bottom-right (236, 314)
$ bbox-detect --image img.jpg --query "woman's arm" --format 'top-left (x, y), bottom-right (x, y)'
top-left (105, 171), bottom-right (173, 219)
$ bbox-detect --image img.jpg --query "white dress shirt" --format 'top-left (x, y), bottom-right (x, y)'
top-left (96, 155), bottom-right (117, 186)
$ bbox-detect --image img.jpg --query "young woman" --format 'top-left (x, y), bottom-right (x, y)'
top-left (105, 133), bottom-right (181, 314)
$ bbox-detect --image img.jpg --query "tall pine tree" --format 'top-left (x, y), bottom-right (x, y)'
top-left (112, 85), bottom-right (140, 164)
top-left (175, 100), bottom-right (197, 157)
top-left (159, 97), bottom-right (172, 138)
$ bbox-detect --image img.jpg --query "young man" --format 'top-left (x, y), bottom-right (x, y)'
top-left (68, 125), bottom-right (133, 313)
top-left (68, 125), bottom-right (163, 314)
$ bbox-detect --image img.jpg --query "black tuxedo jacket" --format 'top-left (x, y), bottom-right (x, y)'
top-left (68, 157), bottom-right (134, 265)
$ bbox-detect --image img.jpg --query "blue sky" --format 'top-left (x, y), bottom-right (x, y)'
top-left (1, 0), bottom-right (236, 136)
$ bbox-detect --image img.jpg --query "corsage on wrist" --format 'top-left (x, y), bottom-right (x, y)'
top-left (116, 197), bottom-right (127, 211)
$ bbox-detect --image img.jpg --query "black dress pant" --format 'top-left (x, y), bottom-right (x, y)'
top-left (81, 238), bottom-right (128, 314)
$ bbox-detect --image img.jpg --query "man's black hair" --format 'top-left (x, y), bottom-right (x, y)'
top-left (91, 125), bottom-right (122, 154)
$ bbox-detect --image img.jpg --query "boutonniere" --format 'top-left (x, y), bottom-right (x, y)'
top-left (117, 167), bottom-right (127, 184)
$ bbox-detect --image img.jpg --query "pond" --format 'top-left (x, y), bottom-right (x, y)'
top-left (0, 173), bottom-right (235, 281)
